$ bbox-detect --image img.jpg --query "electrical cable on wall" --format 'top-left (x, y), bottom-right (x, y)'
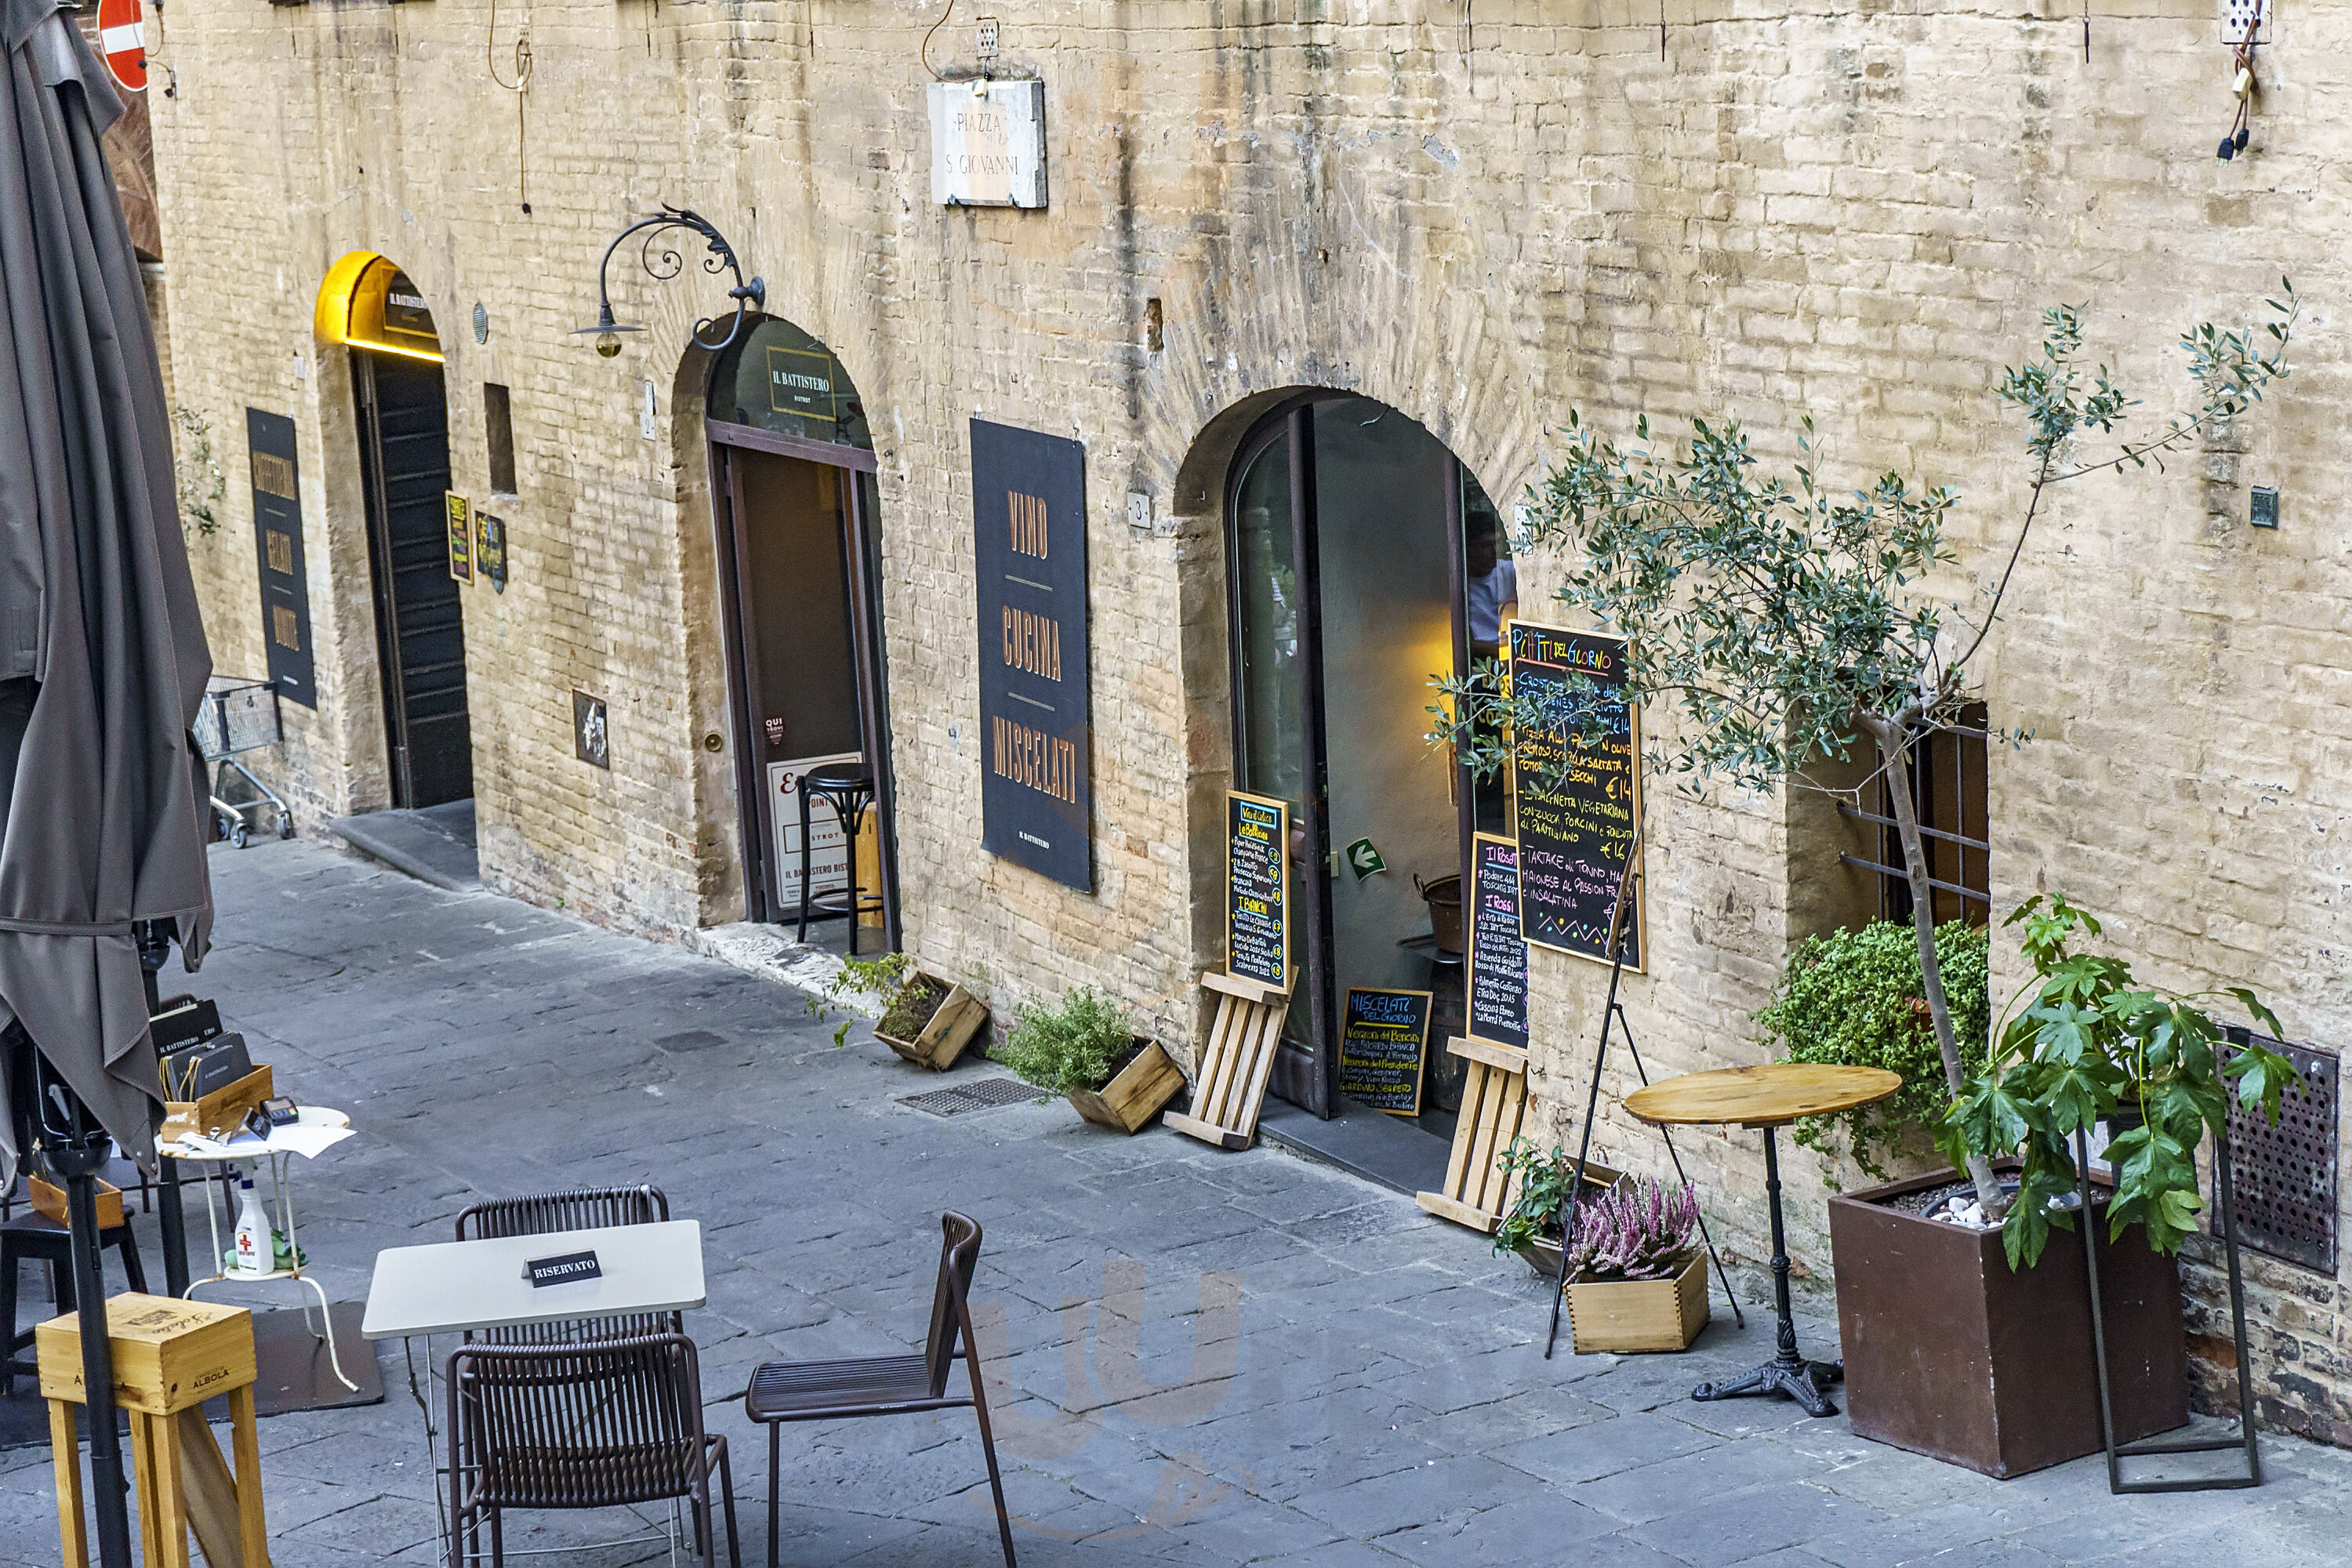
top-left (488, 0), bottom-right (535, 210)
top-left (2218, 38), bottom-right (2258, 159)
top-left (921, 0), bottom-right (956, 82)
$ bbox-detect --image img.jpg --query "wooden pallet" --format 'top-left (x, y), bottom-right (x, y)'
top-left (1164, 971), bottom-right (1290, 1151)
top-left (1415, 1037), bottom-right (1531, 1233)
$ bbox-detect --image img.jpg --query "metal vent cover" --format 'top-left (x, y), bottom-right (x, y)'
top-left (2216, 1031), bottom-right (2337, 1274)
top-left (898, 1077), bottom-right (1038, 1118)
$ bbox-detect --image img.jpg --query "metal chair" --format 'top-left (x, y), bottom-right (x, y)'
top-left (454, 1185), bottom-right (675, 1341)
top-left (795, 763), bottom-right (884, 953)
top-left (448, 1330), bottom-right (739, 1568)
top-left (742, 1212), bottom-right (1015, 1568)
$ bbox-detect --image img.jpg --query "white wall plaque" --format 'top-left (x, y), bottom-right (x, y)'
top-left (928, 78), bottom-right (1048, 209)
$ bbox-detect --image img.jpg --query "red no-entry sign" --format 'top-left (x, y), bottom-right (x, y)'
top-left (97, 0), bottom-right (145, 94)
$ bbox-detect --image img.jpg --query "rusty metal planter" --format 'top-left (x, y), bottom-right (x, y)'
top-left (1829, 1166), bottom-right (2188, 1479)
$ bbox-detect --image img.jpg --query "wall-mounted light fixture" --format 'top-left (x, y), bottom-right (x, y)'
top-left (573, 205), bottom-right (764, 358)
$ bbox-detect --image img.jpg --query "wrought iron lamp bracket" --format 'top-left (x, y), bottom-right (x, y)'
top-left (579, 205), bottom-right (766, 356)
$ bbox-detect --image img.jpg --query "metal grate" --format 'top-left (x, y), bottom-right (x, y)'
top-left (2216, 1031), bottom-right (2337, 1274)
top-left (897, 1077), bottom-right (1039, 1118)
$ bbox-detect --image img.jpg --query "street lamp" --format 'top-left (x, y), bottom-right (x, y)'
top-left (573, 205), bottom-right (765, 357)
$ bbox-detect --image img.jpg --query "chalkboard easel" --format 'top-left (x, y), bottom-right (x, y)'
top-left (1338, 987), bottom-right (1432, 1117)
top-left (1225, 790), bottom-right (1292, 994)
top-left (1465, 833), bottom-right (1530, 1054)
top-left (1508, 619), bottom-right (1645, 971)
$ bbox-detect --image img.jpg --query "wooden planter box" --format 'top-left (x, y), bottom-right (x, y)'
top-left (874, 974), bottom-right (988, 1072)
top-left (1563, 1250), bottom-right (1710, 1354)
top-left (1066, 1039), bottom-right (1185, 1134)
top-left (1829, 1166), bottom-right (2188, 1478)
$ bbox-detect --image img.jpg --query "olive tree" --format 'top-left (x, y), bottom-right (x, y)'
top-left (1443, 284), bottom-right (2296, 1219)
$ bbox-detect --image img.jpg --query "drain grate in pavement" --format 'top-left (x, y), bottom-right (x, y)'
top-left (898, 1077), bottom-right (1039, 1117)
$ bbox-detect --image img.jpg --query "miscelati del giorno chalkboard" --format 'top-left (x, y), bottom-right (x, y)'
top-left (1509, 621), bottom-right (1642, 969)
top-left (1338, 987), bottom-right (1432, 1116)
top-left (1226, 790), bottom-right (1290, 992)
top-left (1466, 833), bottom-right (1530, 1052)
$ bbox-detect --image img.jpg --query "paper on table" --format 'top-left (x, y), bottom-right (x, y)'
top-left (170, 1109), bottom-right (354, 1160)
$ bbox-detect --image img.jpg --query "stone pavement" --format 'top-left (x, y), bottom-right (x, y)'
top-left (6, 838), bottom-right (2351, 1566)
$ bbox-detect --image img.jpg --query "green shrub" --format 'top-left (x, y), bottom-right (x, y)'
top-left (1754, 920), bottom-right (1991, 1182)
top-left (993, 985), bottom-right (1133, 1095)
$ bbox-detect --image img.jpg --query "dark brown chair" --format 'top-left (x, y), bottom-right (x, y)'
top-left (2, 1207), bottom-right (147, 1396)
top-left (448, 1330), bottom-right (738, 1567)
top-left (455, 1185), bottom-right (675, 1341)
top-left (742, 1212), bottom-right (1015, 1568)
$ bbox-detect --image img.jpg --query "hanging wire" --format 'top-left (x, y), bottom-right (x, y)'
top-left (921, 0), bottom-right (956, 82)
top-left (488, 0), bottom-right (534, 212)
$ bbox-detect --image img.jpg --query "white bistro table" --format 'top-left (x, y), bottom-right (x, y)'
top-left (158, 1105), bottom-right (358, 1393)
top-left (362, 1220), bottom-right (708, 1566)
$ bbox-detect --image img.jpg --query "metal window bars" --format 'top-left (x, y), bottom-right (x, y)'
top-left (1837, 717), bottom-right (1991, 924)
top-left (194, 677), bottom-right (294, 847)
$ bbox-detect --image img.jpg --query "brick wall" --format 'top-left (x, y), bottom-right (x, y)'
top-left (151, 0), bottom-right (2352, 1436)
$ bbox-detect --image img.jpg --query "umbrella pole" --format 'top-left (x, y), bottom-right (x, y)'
top-left (135, 921), bottom-right (191, 1298)
top-left (39, 1083), bottom-right (135, 1568)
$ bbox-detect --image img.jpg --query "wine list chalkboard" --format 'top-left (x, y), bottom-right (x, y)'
top-left (1509, 621), bottom-right (1643, 969)
top-left (1467, 834), bottom-right (1530, 1052)
top-left (1226, 791), bottom-right (1290, 992)
top-left (1338, 987), bottom-right (1432, 1117)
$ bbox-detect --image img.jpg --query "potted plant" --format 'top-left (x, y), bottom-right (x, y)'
top-left (873, 967), bottom-right (989, 1072)
top-left (1829, 895), bottom-right (2302, 1476)
top-left (993, 985), bottom-right (1183, 1134)
top-left (1544, 1172), bottom-right (1710, 1355)
top-left (1754, 920), bottom-right (1991, 1185)
top-left (1492, 1138), bottom-right (1621, 1273)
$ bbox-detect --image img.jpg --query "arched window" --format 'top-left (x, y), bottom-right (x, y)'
top-left (706, 317), bottom-right (871, 451)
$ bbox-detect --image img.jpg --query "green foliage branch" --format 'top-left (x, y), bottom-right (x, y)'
top-left (992, 985), bottom-right (1134, 1095)
top-left (1755, 920), bottom-right (1990, 1183)
top-left (173, 405), bottom-right (224, 537)
top-left (1940, 895), bottom-right (2299, 1269)
top-left (1430, 284), bottom-right (2297, 1221)
top-left (806, 950), bottom-right (912, 1047)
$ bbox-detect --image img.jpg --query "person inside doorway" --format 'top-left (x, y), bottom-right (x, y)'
top-left (1465, 497), bottom-right (1518, 662)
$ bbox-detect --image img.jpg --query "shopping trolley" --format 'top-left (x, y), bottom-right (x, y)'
top-left (194, 677), bottom-right (295, 848)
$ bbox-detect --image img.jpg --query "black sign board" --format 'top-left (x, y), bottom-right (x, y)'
top-left (1466, 834), bottom-right (1530, 1052)
top-left (245, 409), bottom-right (316, 709)
top-left (972, 418), bottom-right (1091, 891)
top-left (1338, 987), bottom-right (1432, 1116)
top-left (1226, 791), bottom-right (1290, 991)
top-left (573, 690), bottom-right (609, 769)
top-left (523, 1250), bottom-right (602, 1288)
top-left (477, 512), bottom-right (507, 593)
top-left (1510, 621), bottom-right (1642, 968)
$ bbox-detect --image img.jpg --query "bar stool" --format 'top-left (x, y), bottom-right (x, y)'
top-left (796, 763), bottom-right (885, 954)
top-left (2, 1209), bottom-right (148, 1396)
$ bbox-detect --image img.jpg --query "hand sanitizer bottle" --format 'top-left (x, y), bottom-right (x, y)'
top-left (231, 1176), bottom-right (268, 1275)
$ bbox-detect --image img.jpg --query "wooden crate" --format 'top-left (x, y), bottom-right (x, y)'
top-left (875, 974), bottom-right (988, 1072)
top-left (37, 1295), bottom-right (256, 1417)
top-left (29, 1174), bottom-right (125, 1232)
top-left (1068, 1039), bottom-right (1185, 1134)
top-left (1414, 1038), bottom-right (1530, 1232)
top-left (1164, 971), bottom-right (1289, 1151)
top-left (1565, 1250), bottom-right (1710, 1355)
top-left (159, 1064), bottom-right (274, 1147)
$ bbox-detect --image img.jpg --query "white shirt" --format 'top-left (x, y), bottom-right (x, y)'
top-left (1468, 559), bottom-right (1518, 643)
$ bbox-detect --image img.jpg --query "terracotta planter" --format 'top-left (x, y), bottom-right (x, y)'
top-left (1564, 1250), bottom-right (1711, 1354)
top-left (1066, 1039), bottom-right (1185, 1134)
top-left (1829, 1166), bottom-right (2188, 1478)
top-left (874, 972), bottom-right (988, 1071)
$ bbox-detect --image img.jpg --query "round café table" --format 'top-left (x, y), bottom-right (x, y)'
top-left (1624, 1064), bottom-right (1900, 1417)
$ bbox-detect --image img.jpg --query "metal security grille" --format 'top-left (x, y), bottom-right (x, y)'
top-left (2217, 1032), bottom-right (2338, 1274)
top-left (897, 1078), bottom-right (1038, 1118)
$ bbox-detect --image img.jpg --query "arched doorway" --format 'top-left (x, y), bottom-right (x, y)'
top-left (704, 317), bottom-right (899, 950)
top-left (1226, 395), bottom-right (1514, 1127)
top-left (315, 252), bottom-right (472, 809)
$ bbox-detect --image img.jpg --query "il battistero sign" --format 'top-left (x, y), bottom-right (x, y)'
top-left (971, 419), bottom-right (1090, 891)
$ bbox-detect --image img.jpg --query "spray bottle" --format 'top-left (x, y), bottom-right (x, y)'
top-left (230, 1175), bottom-right (269, 1275)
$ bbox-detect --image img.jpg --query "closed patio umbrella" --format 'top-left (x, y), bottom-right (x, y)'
top-left (2, 0), bottom-right (214, 1559)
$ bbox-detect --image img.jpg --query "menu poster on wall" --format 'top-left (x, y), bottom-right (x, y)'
top-left (1338, 988), bottom-right (1433, 1117)
top-left (445, 492), bottom-right (474, 584)
top-left (972, 418), bottom-right (1092, 891)
top-left (1226, 790), bottom-right (1290, 992)
top-left (1509, 621), bottom-right (1643, 970)
top-left (1466, 834), bottom-right (1530, 1052)
top-left (476, 512), bottom-right (507, 593)
top-left (245, 408), bottom-right (316, 709)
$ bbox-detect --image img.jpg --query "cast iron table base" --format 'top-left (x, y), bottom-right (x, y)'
top-left (1689, 1124), bottom-right (1845, 1417)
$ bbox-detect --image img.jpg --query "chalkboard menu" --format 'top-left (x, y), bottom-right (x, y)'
top-left (1338, 987), bottom-right (1433, 1116)
top-left (245, 409), bottom-right (316, 709)
top-left (1509, 621), bottom-right (1642, 969)
top-left (1466, 834), bottom-right (1530, 1052)
top-left (1226, 791), bottom-right (1290, 992)
top-left (972, 418), bottom-right (1092, 891)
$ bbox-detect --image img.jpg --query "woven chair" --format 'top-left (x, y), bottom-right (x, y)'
top-left (455, 1185), bottom-right (675, 1341)
top-left (742, 1212), bottom-right (1015, 1568)
top-left (448, 1330), bottom-right (738, 1568)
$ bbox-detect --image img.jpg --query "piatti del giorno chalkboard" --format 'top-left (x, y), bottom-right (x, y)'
top-left (1509, 621), bottom-right (1642, 969)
